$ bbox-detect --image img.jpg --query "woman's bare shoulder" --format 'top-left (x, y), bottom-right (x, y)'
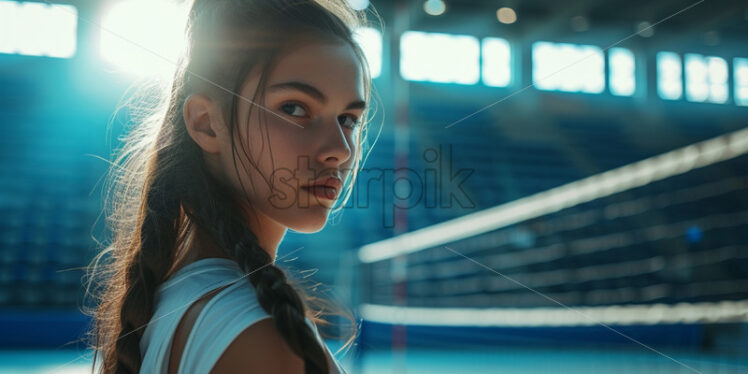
top-left (211, 318), bottom-right (305, 374)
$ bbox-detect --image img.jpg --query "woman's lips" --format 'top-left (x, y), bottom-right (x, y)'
top-left (301, 185), bottom-right (338, 200)
top-left (300, 175), bottom-right (343, 201)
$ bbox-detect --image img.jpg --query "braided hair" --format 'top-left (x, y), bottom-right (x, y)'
top-left (83, 1), bottom-right (379, 372)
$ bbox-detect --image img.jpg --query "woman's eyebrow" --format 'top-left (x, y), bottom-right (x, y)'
top-left (268, 81), bottom-right (366, 110)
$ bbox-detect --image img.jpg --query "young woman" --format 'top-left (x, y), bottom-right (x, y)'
top-left (84, 1), bottom-right (377, 373)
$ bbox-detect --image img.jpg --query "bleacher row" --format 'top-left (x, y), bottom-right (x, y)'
top-left (0, 125), bottom-right (105, 308)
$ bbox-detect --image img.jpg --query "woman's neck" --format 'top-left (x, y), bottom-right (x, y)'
top-left (169, 219), bottom-right (286, 277)
top-left (168, 227), bottom-right (231, 277)
top-left (239, 201), bottom-right (288, 262)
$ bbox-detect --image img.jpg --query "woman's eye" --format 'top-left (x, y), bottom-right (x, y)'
top-left (338, 114), bottom-right (361, 129)
top-left (279, 102), bottom-right (307, 117)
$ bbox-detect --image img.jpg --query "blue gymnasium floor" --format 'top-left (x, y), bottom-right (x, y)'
top-left (1, 345), bottom-right (746, 373)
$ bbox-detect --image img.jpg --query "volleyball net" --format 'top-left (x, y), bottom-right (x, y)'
top-left (355, 126), bottom-right (748, 339)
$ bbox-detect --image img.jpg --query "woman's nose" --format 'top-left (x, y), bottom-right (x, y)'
top-left (316, 118), bottom-right (352, 167)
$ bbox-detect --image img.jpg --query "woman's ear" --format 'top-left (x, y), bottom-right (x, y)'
top-left (183, 94), bottom-right (223, 154)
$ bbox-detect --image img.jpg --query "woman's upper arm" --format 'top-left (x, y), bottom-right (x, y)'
top-left (210, 318), bottom-right (305, 374)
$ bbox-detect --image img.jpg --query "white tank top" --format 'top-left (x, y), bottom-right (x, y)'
top-left (139, 257), bottom-right (348, 373)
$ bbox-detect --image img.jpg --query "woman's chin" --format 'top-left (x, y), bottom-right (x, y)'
top-left (289, 222), bottom-right (327, 233)
top-left (286, 211), bottom-right (330, 233)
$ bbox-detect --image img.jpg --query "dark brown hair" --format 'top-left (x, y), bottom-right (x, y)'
top-left (82, 0), bottom-right (380, 372)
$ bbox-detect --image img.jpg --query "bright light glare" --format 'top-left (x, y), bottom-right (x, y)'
top-left (532, 41), bottom-right (604, 93)
top-left (657, 52), bottom-right (682, 100)
top-left (100, 0), bottom-right (188, 77)
top-left (353, 27), bottom-right (382, 79)
top-left (735, 58), bottom-right (748, 106)
top-left (0, 1), bottom-right (77, 58)
top-left (400, 31), bottom-right (480, 85)
top-left (481, 37), bottom-right (512, 87)
top-left (608, 47), bottom-right (635, 96)
top-left (685, 53), bottom-right (728, 103)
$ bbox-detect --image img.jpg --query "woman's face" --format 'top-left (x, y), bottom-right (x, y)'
top-left (221, 39), bottom-right (366, 233)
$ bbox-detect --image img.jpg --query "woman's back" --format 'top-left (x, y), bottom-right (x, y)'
top-left (139, 257), bottom-right (347, 373)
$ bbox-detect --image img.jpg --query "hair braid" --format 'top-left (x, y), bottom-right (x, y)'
top-left (109, 157), bottom-right (183, 373)
top-left (241, 232), bottom-right (329, 374)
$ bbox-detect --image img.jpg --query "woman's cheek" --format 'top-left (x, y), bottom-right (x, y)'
top-left (266, 124), bottom-right (309, 168)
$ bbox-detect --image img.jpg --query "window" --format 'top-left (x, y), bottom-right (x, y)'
top-left (481, 37), bottom-right (512, 87)
top-left (657, 52), bottom-right (682, 100)
top-left (735, 58), bottom-right (748, 106)
top-left (400, 31), bottom-right (480, 85)
top-left (0, 1), bottom-right (77, 58)
top-left (608, 48), bottom-right (635, 96)
top-left (353, 27), bottom-right (382, 79)
top-left (684, 53), bottom-right (728, 103)
top-left (532, 41), bottom-right (605, 93)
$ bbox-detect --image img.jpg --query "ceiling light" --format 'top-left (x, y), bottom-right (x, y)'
top-left (496, 7), bottom-right (516, 24)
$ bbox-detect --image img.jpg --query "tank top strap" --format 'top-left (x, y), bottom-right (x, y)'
top-left (177, 277), bottom-right (272, 373)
